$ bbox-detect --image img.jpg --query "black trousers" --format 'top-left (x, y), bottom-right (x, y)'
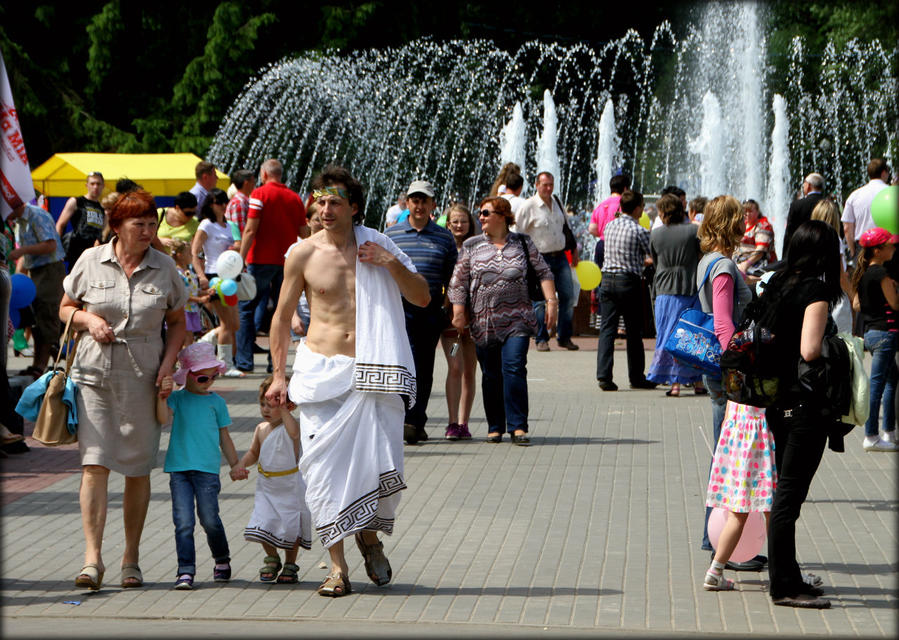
top-left (403, 305), bottom-right (447, 429)
top-left (767, 407), bottom-right (828, 599)
top-left (595, 272), bottom-right (645, 383)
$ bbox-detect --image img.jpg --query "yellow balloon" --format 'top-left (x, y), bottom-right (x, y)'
top-left (639, 212), bottom-right (651, 229)
top-left (575, 260), bottom-right (602, 290)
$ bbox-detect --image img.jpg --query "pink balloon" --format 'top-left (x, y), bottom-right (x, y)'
top-left (708, 507), bottom-right (767, 563)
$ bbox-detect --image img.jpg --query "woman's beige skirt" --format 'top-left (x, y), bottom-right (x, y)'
top-left (76, 375), bottom-right (160, 476)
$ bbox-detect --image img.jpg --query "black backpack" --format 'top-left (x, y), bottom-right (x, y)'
top-left (719, 296), bottom-right (784, 408)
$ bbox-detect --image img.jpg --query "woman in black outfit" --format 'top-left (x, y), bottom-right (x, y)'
top-left (762, 220), bottom-right (842, 609)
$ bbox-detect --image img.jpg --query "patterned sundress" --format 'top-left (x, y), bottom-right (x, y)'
top-left (706, 401), bottom-right (777, 512)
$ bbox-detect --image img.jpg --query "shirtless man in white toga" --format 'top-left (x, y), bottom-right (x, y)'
top-left (267, 165), bottom-right (429, 596)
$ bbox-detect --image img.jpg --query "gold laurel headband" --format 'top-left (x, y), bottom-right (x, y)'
top-left (312, 186), bottom-right (348, 200)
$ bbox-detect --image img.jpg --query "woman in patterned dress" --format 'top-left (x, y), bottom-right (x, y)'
top-left (448, 196), bottom-right (556, 446)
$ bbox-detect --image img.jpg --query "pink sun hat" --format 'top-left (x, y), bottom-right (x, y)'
top-left (173, 342), bottom-right (227, 385)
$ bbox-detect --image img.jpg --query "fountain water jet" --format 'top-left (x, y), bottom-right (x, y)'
top-left (766, 94), bottom-right (791, 259)
top-left (688, 91), bottom-right (725, 198)
top-left (593, 99), bottom-right (619, 206)
top-left (536, 90), bottom-right (562, 192)
top-left (500, 102), bottom-right (528, 194)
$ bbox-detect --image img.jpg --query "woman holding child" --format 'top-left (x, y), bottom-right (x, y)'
top-left (60, 189), bottom-right (187, 590)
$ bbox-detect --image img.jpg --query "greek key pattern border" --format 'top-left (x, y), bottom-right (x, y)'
top-left (316, 469), bottom-right (406, 546)
top-left (354, 362), bottom-right (416, 405)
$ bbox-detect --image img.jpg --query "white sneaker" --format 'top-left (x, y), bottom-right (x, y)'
top-left (224, 367), bottom-right (246, 378)
top-left (863, 437), bottom-right (898, 452)
top-left (883, 431), bottom-right (899, 445)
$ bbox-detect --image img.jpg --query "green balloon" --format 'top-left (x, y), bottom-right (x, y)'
top-left (870, 185), bottom-right (898, 234)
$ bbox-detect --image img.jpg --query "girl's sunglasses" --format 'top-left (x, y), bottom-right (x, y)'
top-left (189, 371), bottom-right (218, 383)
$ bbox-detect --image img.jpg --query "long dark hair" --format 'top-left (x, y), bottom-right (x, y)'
top-left (199, 188), bottom-right (229, 223)
top-left (766, 220), bottom-right (842, 305)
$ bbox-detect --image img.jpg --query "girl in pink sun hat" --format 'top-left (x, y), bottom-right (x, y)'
top-left (156, 342), bottom-right (244, 590)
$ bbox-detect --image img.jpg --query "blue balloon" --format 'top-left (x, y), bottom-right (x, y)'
top-left (220, 278), bottom-right (238, 296)
top-left (209, 276), bottom-right (221, 289)
top-left (9, 307), bottom-right (20, 329)
top-left (10, 273), bottom-right (36, 309)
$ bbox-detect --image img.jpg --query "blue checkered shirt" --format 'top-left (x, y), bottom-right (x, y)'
top-left (601, 213), bottom-right (650, 276)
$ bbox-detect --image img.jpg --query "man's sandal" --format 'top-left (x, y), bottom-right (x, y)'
top-left (703, 570), bottom-right (735, 591)
top-left (318, 572), bottom-right (351, 597)
top-left (355, 532), bottom-right (392, 586)
top-left (121, 563), bottom-right (143, 588)
top-left (259, 555), bottom-right (282, 582)
top-left (277, 562), bottom-right (299, 584)
top-left (75, 563), bottom-right (104, 590)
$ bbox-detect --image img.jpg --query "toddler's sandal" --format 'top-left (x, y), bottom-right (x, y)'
top-left (277, 562), bottom-right (299, 584)
top-left (259, 555), bottom-right (282, 582)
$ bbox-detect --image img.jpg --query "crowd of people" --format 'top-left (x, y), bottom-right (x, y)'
top-left (2, 153), bottom-right (896, 610)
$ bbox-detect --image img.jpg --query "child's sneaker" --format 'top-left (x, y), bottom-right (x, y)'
top-left (445, 423), bottom-right (461, 440)
top-left (457, 423), bottom-right (472, 439)
top-left (213, 563), bottom-right (231, 582)
top-left (174, 574), bottom-right (194, 590)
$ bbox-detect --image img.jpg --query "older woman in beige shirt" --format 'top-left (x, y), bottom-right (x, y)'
top-left (60, 189), bottom-right (187, 591)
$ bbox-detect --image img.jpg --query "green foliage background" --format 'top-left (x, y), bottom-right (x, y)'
top-left (2, 1), bottom-right (896, 167)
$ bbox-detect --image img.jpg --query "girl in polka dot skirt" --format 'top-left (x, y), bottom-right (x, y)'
top-left (703, 402), bottom-right (776, 590)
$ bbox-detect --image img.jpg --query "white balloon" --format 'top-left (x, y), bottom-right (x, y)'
top-left (216, 250), bottom-right (244, 279)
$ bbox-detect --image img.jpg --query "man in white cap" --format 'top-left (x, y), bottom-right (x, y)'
top-left (385, 180), bottom-right (458, 444)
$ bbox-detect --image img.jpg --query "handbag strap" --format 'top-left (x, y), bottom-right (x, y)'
top-left (689, 256), bottom-right (726, 305)
top-left (53, 309), bottom-right (82, 375)
top-left (552, 194), bottom-right (571, 231)
top-left (518, 234), bottom-right (535, 272)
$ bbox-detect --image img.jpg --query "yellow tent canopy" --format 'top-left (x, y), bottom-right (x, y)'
top-left (30, 153), bottom-right (230, 197)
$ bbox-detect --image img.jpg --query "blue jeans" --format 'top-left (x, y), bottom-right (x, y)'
top-left (475, 335), bottom-right (530, 433)
top-left (403, 305), bottom-right (446, 428)
top-left (236, 264), bottom-right (283, 371)
top-left (170, 471), bottom-right (230, 576)
top-left (700, 374), bottom-right (726, 550)
top-left (534, 252), bottom-right (574, 344)
top-left (595, 272), bottom-right (645, 383)
top-left (863, 329), bottom-right (898, 437)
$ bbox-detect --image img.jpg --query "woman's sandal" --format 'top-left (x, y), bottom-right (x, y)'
top-left (703, 570), bottom-right (735, 591)
top-left (75, 563), bottom-right (104, 590)
top-left (317, 572), bottom-right (352, 597)
top-left (665, 386), bottom-right (680, 397)
top-left (276, 562), bottom-right (299, 584)
top-left (694, 386), bottom-right (709, 395)
top-left (121, 563), bottom-right (143, 588)
top-left (259, 555), bottom-right (282, 582)
top-left (355, 533), bottom-right (392, 586)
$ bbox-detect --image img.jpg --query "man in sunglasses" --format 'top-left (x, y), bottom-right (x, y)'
top-left (266, 165), bottom-right (429, 597)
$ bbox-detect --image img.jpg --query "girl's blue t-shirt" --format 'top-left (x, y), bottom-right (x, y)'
top-left (164, 389), bottom-right (231, 474)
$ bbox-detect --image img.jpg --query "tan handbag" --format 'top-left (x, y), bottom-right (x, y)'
top-left (32, 310), bottom-right (81, 446)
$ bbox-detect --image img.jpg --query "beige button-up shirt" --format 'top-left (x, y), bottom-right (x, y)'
top-left (514, 193), bottom-right (566, 254)
top-left (63, 239), bottom-right (187, 386)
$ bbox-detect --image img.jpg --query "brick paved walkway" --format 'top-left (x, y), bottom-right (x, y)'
top-left (2, 340), bottom-right (896, 637)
